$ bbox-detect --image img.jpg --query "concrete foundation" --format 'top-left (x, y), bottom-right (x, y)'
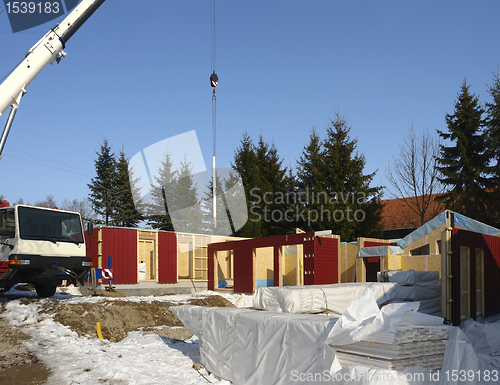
top-left (107, 281), bottom-right (208, 296)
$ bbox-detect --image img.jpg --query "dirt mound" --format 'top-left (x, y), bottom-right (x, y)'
top-left (40, 295), bottom-right (235, 343)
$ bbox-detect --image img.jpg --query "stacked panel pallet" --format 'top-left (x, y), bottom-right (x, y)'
top-left (334, 321), bottom-right (449, 370)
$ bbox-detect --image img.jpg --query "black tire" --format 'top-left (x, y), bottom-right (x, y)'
top-left (35, 284), bottom-right (57, 298)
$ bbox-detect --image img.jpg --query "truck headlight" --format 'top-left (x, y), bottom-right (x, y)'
top-left (9, 259), bottom-right (30, 265)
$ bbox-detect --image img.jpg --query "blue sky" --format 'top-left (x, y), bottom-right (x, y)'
top-left (1, 0), bottom-right (500, 206)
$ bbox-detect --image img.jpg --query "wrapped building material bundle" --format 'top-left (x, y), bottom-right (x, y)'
top-left (395, 282), bottom-right (441, 301)
top-left (173, 287), bottom-right (480, 385)
top-left (172, 305), bottom-right (338, 385)
top-left (252, 282), bottom-right (399, 316)
top-left (377, 269), bottom-right (440, 286)
top-left (377, 269), bottom-right (442, 316)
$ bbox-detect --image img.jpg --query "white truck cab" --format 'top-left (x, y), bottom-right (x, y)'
top-left (0, 202), bottom-right (93, 297)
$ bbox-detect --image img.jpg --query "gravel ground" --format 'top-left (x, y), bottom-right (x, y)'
top-left (0, 299), bottom-right (49, 385)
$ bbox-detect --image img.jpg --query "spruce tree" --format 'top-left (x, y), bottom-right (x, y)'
top-left (221, 169), bottom-right (250, 234)
top-left (319, 113), bottom-right (383, 241)
top-left (436, 79), bottom-right (491, 222)
top-left (295, 127), bottom-right (328, 232)
top-left (88, 139), bottom-right (116, 226)
top-left (231, 132), bottom-right (263, 238)
top-left (146, 152), bottom-right (177, 231)
top-left (113, 150), bottom-right (143, 227)
top-left (485, 72), bottom-right (500, 225)
top-left (169, 155), bottom-right (203, 234)
top-left (201, 169), bottom-right (244, 235)
top-left (255, 135), bottom-right (289, 236)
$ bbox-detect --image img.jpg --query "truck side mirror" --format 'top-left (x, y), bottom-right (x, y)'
top-left (87, 222), bottom-right (93, 236)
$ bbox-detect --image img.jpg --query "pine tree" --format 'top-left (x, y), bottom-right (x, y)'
top-left (485, 72), bottom-right (500, 225)
top-left (146, 152), bottom-right (177, 231)
top-left (436, 79), bottom-right (491, 222)
top-left (319, 113), bottom-right (383, 241)
top-left (88, 139), bottom-right (116, 226)
top-left (113, 150), bottom-right (143, 227)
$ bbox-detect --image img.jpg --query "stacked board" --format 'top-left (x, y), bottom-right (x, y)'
top-left (334, 321), bottom-right (449, 370)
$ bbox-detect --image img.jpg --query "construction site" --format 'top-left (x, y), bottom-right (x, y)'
top-left (1, 1), bottom-right (500, 384)
top-left (61, 209), bottom-right (500, 384)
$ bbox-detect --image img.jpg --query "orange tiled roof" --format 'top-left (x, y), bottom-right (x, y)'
top-left (381, 194), bottom-right (445, 230)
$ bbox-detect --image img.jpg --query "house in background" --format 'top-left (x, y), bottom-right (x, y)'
top-left (381, 195), bottom-right (444, 240)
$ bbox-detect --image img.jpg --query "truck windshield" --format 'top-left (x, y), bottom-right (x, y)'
top-left (18, 206), bottom-right (84, 244)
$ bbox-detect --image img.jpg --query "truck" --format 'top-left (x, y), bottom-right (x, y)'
top-left (0, 1), bottom-right (107, 296)
top-left (0, 200), bottom-right (93, 297)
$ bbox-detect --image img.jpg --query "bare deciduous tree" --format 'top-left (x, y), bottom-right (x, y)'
top-left (385, 126), bottom-right (445, 227)
top-left (60, 198), bottom-right (98, 226)
top-left (34, 195), bottom-right (57, 209)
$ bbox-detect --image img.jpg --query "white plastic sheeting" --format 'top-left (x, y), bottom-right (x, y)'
top-left (358, 245), bottom-right (405, 257)
top-left (377, 270), bottom-right (442, 316)
top-left (394, 282), bottom-right (441, 301)
top-left (172, 286), bottom-right (481, 385)
top-left (252, 283), bottom-right (399, 316)
top-left (377, 269), bottom-right (440, 286)
top-left (397, 210), bottom-right (500, 249)
top-left (397, 212), bottom-right (447, 249)
top-left (453, 212), bottom-right (500, 237)
top-left (172, 306), bottom-right (338, 385)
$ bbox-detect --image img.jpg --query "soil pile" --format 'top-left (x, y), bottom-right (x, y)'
top-left (42, 295), bottom-right (235, 342)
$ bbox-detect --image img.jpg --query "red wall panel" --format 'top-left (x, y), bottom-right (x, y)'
top-left (233, 246), bottom-right (254, 294)
top-left (313, 237), bottom-right (339, 285)
top-left (101, 227), bottom-right (138, 284)
top-left (208, 243), bottom-right (215, 291)
top-left (482, 233), bottom-right (500, 317)
top-left (451, 229), bottom-right (500, 324)
top-left (84, 229), bottom-right (99, 268)
top-left (363, 240), bottom-right (390, 247)
top-left (158, 231), bottom-right (177, 283)
top-left (303, 241), bottom-right (316, 285)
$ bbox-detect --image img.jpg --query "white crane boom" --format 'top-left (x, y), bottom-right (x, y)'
top-left (0, 0), bottom-right (107, 158)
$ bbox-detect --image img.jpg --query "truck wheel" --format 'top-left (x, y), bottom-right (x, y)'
top-left (35, 284), bottom-right (57, 298)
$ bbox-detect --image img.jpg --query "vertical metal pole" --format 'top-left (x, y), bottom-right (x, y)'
top-left (212, 88), bottom-right (217, 229)
top-left (0, 107), bottom-right (18, 160)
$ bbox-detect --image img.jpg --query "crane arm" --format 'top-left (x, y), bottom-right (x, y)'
top-left (0, 0), bottom-right (107, 158)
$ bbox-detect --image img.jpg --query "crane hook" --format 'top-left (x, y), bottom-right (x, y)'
top-left (210, 71), bottom-right (218, 88)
